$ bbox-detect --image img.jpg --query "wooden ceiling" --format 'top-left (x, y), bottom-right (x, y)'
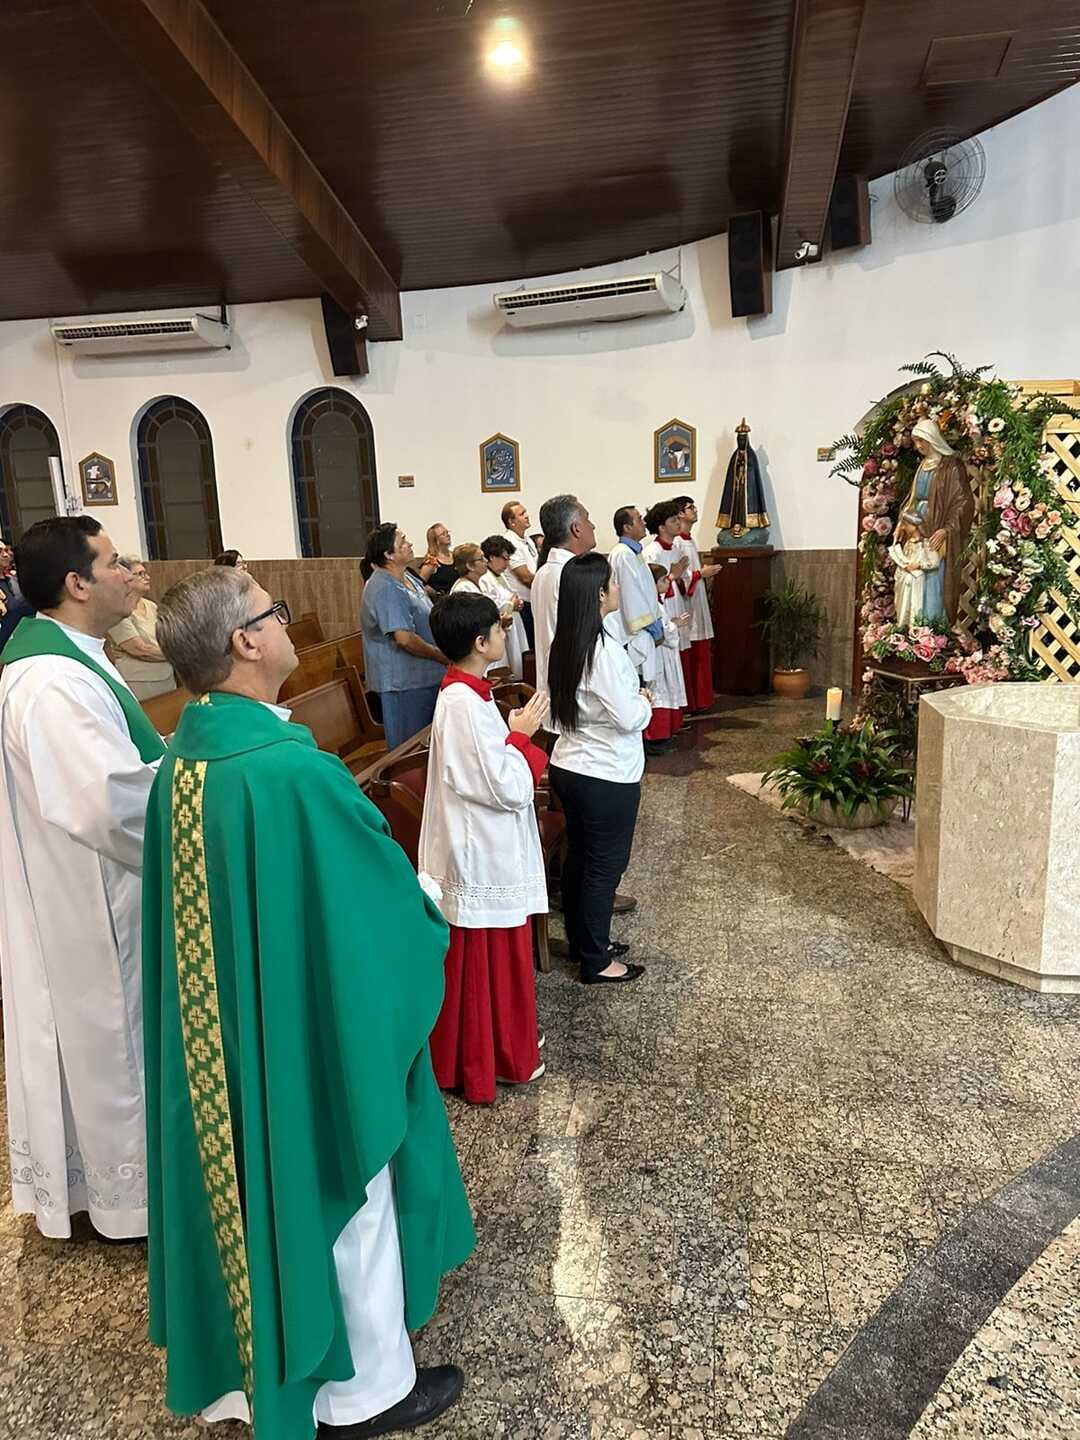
top-left (1, 0), bottom-right (1078, 330)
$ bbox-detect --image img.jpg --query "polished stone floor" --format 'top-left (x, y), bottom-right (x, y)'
top-left (0, 695), bottom-right (1078, 1439)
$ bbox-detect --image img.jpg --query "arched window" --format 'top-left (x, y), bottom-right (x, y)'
top-left (0, 405), bottom-right (61, 541)
top-left (291, 389), bottom-right (379, 557)
top-left (136, 397), bottom-right (222, 560)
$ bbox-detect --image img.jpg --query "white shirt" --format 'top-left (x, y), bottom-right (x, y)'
top-left (0, 615), bottom-right (158, 1238)
top-left (531, 546), bottom-right (573, 696)
top-left (419, 681), bottom-right (547, 927)
top-left (550, 627), bottom-right (652, 784)
top-left (504, 530), bottom-right (539, 603)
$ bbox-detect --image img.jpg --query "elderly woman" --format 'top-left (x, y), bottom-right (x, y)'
top-left (360, 523), bottom-right (447, 748)
top-left (449, 543), bottom-right (489, 595)
top-left (107, 556), bottom-right (176, 700)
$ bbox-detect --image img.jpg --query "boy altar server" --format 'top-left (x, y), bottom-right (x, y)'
top-left (421, 592), bottom-right (549, 1105)
top-left (643, 501), bottom-right (691, 749)
top-left (672, 496), bottom-right (720, 712)
top-left (146, 566), bottom-right (473, 1440)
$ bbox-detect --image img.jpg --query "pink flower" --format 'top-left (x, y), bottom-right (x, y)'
top-left (914, 641), bottom-right (936, 662)
top-left (880, 442), bottom-right (897, 458)
top-left (993, 485), bottom-right (1014, 509)
top-left (862, 459), bottom-right (878, 479)
top-left (861, 514), bottom-right (876, 531)
top-left (873, 516), bottom-right (892, 536)
top-left (1048, 511), bottom-right (1062, 526)
top-left (1035, 522), bottom-right (1051, 540)
top-left (1014, 513), bottom-right (1033, 537)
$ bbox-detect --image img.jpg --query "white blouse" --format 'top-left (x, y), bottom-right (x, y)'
top-left (419, 682), bottom-right (547, 928)
top-left (550, 626), bottom-right (652, 784)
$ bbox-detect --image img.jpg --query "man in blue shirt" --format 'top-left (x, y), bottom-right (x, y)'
top-left (361, 524), bottom-right (447, 749)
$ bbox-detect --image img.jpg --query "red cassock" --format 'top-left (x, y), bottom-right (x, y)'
top-left (429, 921), bottom-right (541, 1105)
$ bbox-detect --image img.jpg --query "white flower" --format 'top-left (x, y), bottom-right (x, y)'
top-left (920, 383), bottom-right (932, 395)
top-left (1014, 489), bottom-right (1032, 511)
top-left (1007, 590), bottom-right (1022, 604)
top-left (997, 602), bottom-right (1017, 617)
top-left (987, 417), bottom-right (1005, 434)
top-left (985, 539), bottom-right (998, 554)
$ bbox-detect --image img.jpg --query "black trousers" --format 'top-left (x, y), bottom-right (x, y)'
top-left (520, 600), bottom-right (535, 651)
top-left (549, 765), bottom-right (641, 982)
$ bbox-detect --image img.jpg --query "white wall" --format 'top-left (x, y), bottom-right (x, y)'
top-left (1, 82), bottom-right (1078, 558)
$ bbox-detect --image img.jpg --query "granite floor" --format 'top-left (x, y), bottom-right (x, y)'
top-left (1, 694), bottom-right (1078, 1439)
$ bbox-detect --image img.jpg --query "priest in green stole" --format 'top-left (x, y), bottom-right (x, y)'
top-left (144, 566), bottom-right (474, 1440)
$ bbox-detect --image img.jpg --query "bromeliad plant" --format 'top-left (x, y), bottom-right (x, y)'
top-left (761, 721), bottom-right (914, 821)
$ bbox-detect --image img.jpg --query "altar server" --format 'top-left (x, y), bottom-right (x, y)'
top-left (421, 591), bottom-right (548, 1104)
top-left (672, 496), bottom-right (720, 712)
top-left (0, 516), bottom-right (165, 1239)
top-left (146, 566), bottom-right (473, 1440)
top-left (642, 501), bottom-right (690, 749)
top-left (609, 505), bottom-right (665, 682)
top-left (648, 564), bottom-right (691, 749)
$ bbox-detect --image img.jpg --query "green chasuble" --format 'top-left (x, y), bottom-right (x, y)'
top-left (0, 615), bottom-right (167, 762)
top-left (141, 692), bottom-right (474, 1440)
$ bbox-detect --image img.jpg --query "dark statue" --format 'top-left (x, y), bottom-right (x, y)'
top-left (717, 419), bottom-right (770, 548)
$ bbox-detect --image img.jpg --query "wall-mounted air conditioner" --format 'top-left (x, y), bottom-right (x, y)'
top-left (493, 271), bottom-right (686, 329)
top-left (50, 311), bottom-right (231, 355)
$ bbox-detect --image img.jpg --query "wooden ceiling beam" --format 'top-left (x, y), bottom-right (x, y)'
top-left (83, 0), bottom-right (402, 340)
top-left (775, 0), bottom-right (867, 271)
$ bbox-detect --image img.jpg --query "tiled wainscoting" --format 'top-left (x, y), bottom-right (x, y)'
top-left (145, 558), bottom-right (364, 640)
top-left (771, 548), bottom-right (857, 690)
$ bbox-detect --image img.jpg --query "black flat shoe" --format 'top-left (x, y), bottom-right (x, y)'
top-left (583, 962), bottom-right (645, 986)
top-left (607, 941), bottom-right (630, 958)
top-left (318, 1366), bottom-right (465, 1438)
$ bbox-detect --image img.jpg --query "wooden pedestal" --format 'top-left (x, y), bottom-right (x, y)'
top-left (706, 545), bottom-right (774, 695)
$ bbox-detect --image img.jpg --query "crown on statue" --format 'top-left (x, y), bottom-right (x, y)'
top-left (735, 417), bottom-right (751, 433)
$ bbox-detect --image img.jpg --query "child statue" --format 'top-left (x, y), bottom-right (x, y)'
top-left (888, 511), bottom-right (944, 627)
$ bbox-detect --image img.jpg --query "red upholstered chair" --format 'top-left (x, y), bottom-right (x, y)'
top-left (366, 750), bottom-right (429, 869)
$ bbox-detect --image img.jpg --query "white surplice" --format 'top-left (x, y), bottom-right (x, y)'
top-left (651, 617), bottom-right (688, 713)
top-left (478, 570), bottom-right (527, 680)
top-left (673, 531), bottom-right (714, 644)
top-left (608, 541), bottom-right (662, 682)
top-left (419, 681), bottom-right (547, 928)
top-left (0, 617), bottom-right (158, 1237)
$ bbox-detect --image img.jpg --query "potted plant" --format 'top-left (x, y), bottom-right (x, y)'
top-left (761, 721), bottom-right (914, 829)
top-left (759, 580), bottom-right (826, 700)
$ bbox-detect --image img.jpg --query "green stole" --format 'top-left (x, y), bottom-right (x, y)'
top-left (1, 615), bottom-right (167, 762)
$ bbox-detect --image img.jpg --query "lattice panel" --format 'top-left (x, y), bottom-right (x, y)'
top-left (1030, 418), bottom-right (1080, 682)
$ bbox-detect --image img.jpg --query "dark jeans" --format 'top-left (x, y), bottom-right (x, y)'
top-left (549, 765), bottom-right (641, 982)
top-left (379, 684), bottom-right (439, 750)
top-left (520, 601), bottom-right (535, 651)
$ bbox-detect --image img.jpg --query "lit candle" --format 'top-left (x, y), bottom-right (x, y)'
top-left (826, 687), bottom-right (843, 722)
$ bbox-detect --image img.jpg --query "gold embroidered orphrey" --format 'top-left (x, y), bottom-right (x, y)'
top-left (171, 753), bottom-right (255, 1405)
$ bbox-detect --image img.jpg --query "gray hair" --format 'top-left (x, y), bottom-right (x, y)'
top-left (156, 567), bottom-right (258, 695)
top-left (539, 494), bottom-right (583, 546)
top-left (117, 554), bottom-right (146, 571)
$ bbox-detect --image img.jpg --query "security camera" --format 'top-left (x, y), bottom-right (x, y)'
top-left (794, 241), bottom-right (820, 262)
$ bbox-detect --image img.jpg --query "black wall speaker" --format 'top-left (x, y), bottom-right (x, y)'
top-left (829, 176), bottom-right (871, 251)
top-left (321, 294), bottom-right (369, 377)
top-left (727, 211), bottom-right (773, 319)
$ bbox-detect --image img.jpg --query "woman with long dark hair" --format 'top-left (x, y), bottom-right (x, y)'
top-left (547, 553), bottom-right (651, 985)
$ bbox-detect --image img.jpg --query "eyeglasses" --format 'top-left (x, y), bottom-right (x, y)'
top-left (225, 600), bottom-right (291, 654)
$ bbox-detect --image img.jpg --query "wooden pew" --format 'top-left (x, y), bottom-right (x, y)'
top-left (142, 685), bottom-right (194, 737)
top-left (288, 669), bottom-right (385, 773)
top-left (286, 612), bottom-right (324, 648)
top-left (279, 637), bottom-right (347, 702)
top-left (336, 629), bottom-right (365, 681)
